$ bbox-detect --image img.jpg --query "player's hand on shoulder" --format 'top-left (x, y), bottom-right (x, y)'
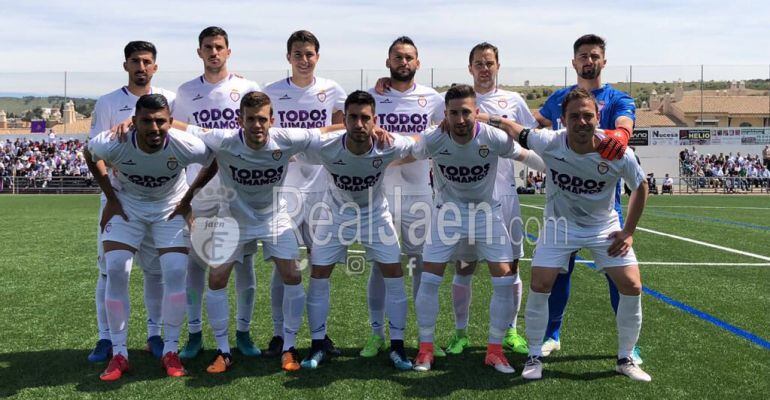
top-left (607, 230), bottom-right (633, 257)
top-left (373, 126), bottom-right (394, 149)
top-left (101, 197), bottom-right (128, 233)
top-left (109, 117), bottom-right (134, 143)
top-left (374, 77), bottom-right (392, 95)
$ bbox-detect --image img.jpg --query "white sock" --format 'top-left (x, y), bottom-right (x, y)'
top-left (282, 283), bottom-right (306, 351)
top-left (367, 264), bottom-right (386, 338)
top-left (489, 276), bottom-right (515, 344)
top-left (143, 271), bottom-right (163, 338)
top-left (452, 274), bottom-right (473, 330)
top-left (525, 290), bottom-right (550, 357)
top-left (161, 252), bottom-right (188, 354)
top-left (234, 255), bottom-right (255, 332)
top-left (616, 293), bottom-right (642, 359)
top-left (307, 277), bottom-right (330, 340)
top-left (409, 255), bottom-right (424, 301)
top-left (415, 272), bottom-right (442, 343)
top-left (95, 272), bottom-right (110, 340)
top-left (105, 250), bottom-right (133, 358)
top-left (185, 259), bottom-right (206, 335)
top-left (384, 277), bottom-right (408, 341)
top-left (270, 265), bottom-right (284, 337)
top-left (206, 288), bottom-right (230, 353)
top-left (509, 273), bottom-right (522, 330)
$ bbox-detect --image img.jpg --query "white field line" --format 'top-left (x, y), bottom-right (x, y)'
top-left (646, 205), bottom-right (770, 210)
top-left (519, 203), bottom-right (770, 262)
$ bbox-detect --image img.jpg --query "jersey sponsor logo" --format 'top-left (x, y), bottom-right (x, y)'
top-left (372, 157), bottom-right (382, 168)
top-left (497, 99), bottom-right (508, 109)
top-left (276, 109), bottom-right (328, 128)
top-left (122, 172), bottom-right (180, 188)
top-left (192, 108), bottom-right (241, 129)
top-left (437, 163), bottom-right (491, 183)
top-left (272, 150), bottom-right (282, 161)
top-left (167, 156), bottom-right (178, 170)
top-left (377, 113), bottom-right (429, 133)
top-left (597, 162), bottom-right (609, 175)
top-left (228, 165), bottom-right (284, 186)
top-left (549, 168), bottom-right (607, 194)
top-left (478, 145), bottom-right (489, 158)
top-left (330, 172), bottom-right (382, 192)
top-left (317, 91), bottom-right (327, 103)
top-left (192, 94), bottom-right (203, 101)
top-left (230, 90), bottom-right (241, 102)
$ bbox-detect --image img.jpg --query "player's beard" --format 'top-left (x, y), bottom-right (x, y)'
top-left (451, 122), bottom-right (473, 138)
top-left (390, 67), bottom-right (416, 83)
top-left (132, 73), bottom-right (150, 87)
top-left (579, 65), bottom-right (601, 80)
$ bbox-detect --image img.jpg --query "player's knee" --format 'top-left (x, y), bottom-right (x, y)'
top-left (455, 261), bottom-right (476, 276)
top-left (379, 263), bottom-right (403, 278)
top-left (310, 265), bottom-right (333, 279)
top-left (617, 280), bottom-right (642, 296)
top-left (530, 278), bottom-right (554, 294)
top-left (208, 272), bottom-right (229, 290)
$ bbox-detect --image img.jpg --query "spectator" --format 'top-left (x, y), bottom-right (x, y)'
top-left (662, 173), bottom-right (673, 194)
top-left (764, 145), bottom-right (770, 169)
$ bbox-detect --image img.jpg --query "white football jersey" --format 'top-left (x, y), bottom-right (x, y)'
top-left (88, 128), bottom-right (210, 207)
top-left (303, 134), bottom-right (414, 213)
top-left (525, 129), bottom-right (645, 228)
top-left (187, 125), bottom-right (317, 213)
top-left (264, 77), bottom-right (347, 194)
top-left (475, 88), bottom-right (538, 196)
top-left (90, 86), bottom-right (177, 139)
top-left (412, 122), bottom-right (521, 206)
top-left (368, 84), bottom-right (445, 195)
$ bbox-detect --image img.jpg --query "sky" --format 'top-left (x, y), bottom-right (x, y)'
top-left (1, 0), bottom-right (769, 96)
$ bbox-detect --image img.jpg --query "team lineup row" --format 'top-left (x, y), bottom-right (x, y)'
top-left (84, 27), bottom-right (650, 383)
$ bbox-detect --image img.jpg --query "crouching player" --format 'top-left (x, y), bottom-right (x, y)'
top-left (489, 87), bottom-right (650, 382)
top-left (84, 94), bottom-right (212, 381)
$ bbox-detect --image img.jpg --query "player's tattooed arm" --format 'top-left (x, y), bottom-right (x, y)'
top-left (608, 180), bottom-right (648, 257)
top-left (84, 148), bottom-right (128, 232)
top-left (169, 161), bottom-right (219, 225)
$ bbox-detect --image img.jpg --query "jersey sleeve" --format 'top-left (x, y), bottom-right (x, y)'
top-left (393, 135), bottom-right (415, 159)
top-left (331, 82), bottom-right (347, 113)
top-left (299, 133), bottom-right (326, 165)
top-left (430, 95), bottom-right (446, 125)
top-left (186, 125), bottom-right (229, 152)
top-left (410, 129), bottom-right (436, 160)
top-left (524, 128), bottom-right (557, 156)
top-left (511, 94), bottom-right (538, 129)
top-left (611, 91), bottom-right (637, 124)
top-left (163, 90), bottom-right (177, 114)
top-left (89, 98), bottom-right (111, 138)
top-left (488, 126), bottom-right (522, 159)
top-left (174, 131), bottom-right (212, 166)
top-left (621, 149), bottom-right (645, 190)
top-left (538, 93), bottom-right (560, 127)
top-left (170, 86), bottom-right (189, 122)
top-left (285, 128), bottom-right (319, 154)
top-left (86, 132), bottom-right (113, 163)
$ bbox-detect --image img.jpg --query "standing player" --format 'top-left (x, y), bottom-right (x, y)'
top-left (172, 26), bottom-right (263, 360)
top-left (85, 94), bottom-right (211, 381)
top-left (363, 36), bottom-right (445, 358)
top-left (87, 41), bottom-right (176, 362)
top-left (411, 84), bottom-right (542, 374)
top-left (533, 34), bottom-right (640, 363)
top-left (262, 30), bottom-right (347, 358)
top-left (170, 92), bottom-right (343, 373)
top-left (443, 43), bottom-right (541, 356)
top-left (492, 88), bottom-right (650, 381)
top-left (300, 91), bottom-right (414, 371)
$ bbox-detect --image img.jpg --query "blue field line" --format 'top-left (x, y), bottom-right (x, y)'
top-left (645, 209), bottom-right (770, 233)
top-left (524, 233), bottom-right (770, 350)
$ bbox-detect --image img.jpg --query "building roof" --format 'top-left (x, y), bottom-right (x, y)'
top-left (635, 108), bottom-right (680, 127)
top-left (674, 95), bottom-right (770, 115)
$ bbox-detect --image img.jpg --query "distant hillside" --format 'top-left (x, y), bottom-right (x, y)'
top-left (0, 96), bottom-right (95, 118)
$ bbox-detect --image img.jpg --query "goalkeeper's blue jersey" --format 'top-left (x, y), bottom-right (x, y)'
top-left (539, 84), bottom-right (636, 130)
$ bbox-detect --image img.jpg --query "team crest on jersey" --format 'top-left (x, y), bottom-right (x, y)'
top-left (317, 91), bottom-right (327, 103)
top-left (417, 96), bottom-right (427, 108)
top-left (372, 157), bottom-right (383, 168)
top-left (497, 99), bottom-right (508, 109)
top-left (597, 161), bottom-right (609, 175)
top-left (478, 145), bottom-right (489, 158)
top-left (230, 90), bottom-right (241, 102)
top-left (167, 156), bottom-right (179, 170)
top-left (272, 150), bottom-right (282, 161)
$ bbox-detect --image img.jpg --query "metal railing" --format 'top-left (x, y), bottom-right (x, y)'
top-left (0, 175), bottom-right (99, 194)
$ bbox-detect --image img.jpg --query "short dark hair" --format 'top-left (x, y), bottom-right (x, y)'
top-left (468, 42), bottom-right (498, 65)
top-left (560, 87), bottom-right (598, 115)
top-left (240, 91), bottom-right (273, 116)
top-left (388, 36), bottom-right (418, 57)
top-left (287, 30), bottom-right (320, 53)
top-left (344, 91), bottom-right (376, 113)
top-left (135, 94), bottom-right (170, 113)
top-left (573, 34), bottom-right (606, 55)
top-left (124, 41), bottom-right (157, 60)
top-left (199, 26), bottom-right (229, 48)
top-left (444, 84), bottom-right (476, 106)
